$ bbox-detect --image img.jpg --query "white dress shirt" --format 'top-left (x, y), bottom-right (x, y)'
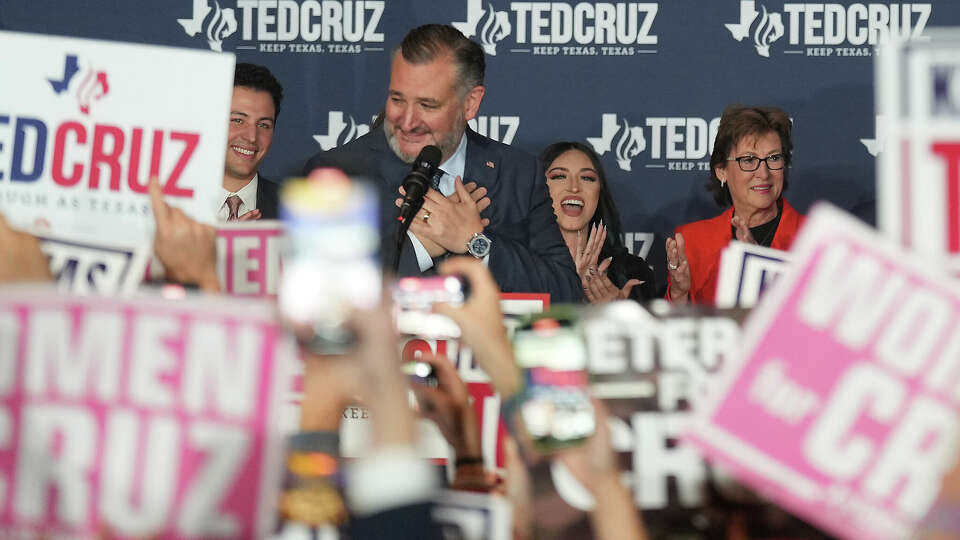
top-left (408, 134), bottom-right (488, 270)
top-left (217, 175), bottom-right (259, 221)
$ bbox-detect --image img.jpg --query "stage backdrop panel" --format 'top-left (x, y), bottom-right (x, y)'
top-left (3, 1), bottom-right (960, 287)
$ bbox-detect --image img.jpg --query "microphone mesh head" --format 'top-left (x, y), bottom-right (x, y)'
top-left (417, 145), bottom-right (442, 170)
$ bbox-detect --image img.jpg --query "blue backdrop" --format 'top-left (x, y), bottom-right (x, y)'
top-left (4, 0), bottom-right (958, 286)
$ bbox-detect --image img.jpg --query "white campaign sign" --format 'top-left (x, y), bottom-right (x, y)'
top-left (35, 229), bottom-right (149, 295)
top-left (0, 30), bottom-right (233, 244)
top-left (877, 27), bottom-right (960, 272)
top-left (715, 241), bottom-right (790, 308)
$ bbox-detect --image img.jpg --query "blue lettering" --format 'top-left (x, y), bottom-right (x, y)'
top-left (0, 115), bottom-right (8, 180)
top-left (11, 117), bottom-right (47, 182)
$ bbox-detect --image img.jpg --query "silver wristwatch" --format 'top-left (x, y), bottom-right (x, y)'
top-left (466, 232), bottom-right (492, 259)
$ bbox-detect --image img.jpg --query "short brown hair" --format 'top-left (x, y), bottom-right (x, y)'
top-left (396, 24), bottom-right (485, 96)
top-left (707, 105), bottom-right (793, 206)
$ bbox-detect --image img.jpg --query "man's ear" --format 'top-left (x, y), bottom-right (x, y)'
top-left (462, 85), bottom-right (485, 122)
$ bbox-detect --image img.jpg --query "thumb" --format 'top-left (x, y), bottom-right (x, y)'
top-left (621, 279), bottom-right (642, 298)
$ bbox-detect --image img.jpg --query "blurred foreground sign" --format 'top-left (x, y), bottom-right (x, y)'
top-left (0, 286), bottom-right (291, 539)
top-left (687, 203), bottom-right (960, 540)
top-left (877, 27), bottom-right (960, 272)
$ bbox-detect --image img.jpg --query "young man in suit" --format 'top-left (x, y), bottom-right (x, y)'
top-left (220, 63), bottom-right (282, 221)
top-left (303, 25), bottom-right (580, 302)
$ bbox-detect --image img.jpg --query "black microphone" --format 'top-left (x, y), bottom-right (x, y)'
top-left (397, 145), bottom-right (442, 225)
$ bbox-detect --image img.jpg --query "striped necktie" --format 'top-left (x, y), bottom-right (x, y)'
top-left (431, 169), bottom-right (445, 192)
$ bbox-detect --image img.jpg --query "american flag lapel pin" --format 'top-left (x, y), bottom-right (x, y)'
top-left (485, 161), bottom-right (495, 169)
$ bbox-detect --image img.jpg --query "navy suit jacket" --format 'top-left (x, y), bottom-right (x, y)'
top-left (304, 128), bottom-right (581, 302)
top-left (256, 174), bottom-right (280, 219)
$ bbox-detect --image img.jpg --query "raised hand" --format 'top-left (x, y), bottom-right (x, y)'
top-left (665, 232), bottom-right (691, 303)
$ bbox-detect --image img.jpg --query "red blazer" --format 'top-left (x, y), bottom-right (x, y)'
top-left (667, 200), bottom-right (805, 305)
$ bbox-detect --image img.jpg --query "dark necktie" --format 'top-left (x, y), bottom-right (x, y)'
top-left (431, 169), bottom-right (445, 192)
top-left (225, 194), bottom-right (242, 221)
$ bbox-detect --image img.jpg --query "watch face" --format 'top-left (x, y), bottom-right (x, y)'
top-left (470, 234), bottom-right (491, 257)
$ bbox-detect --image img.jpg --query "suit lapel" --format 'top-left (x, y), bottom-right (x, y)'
top-left (463, 129), bottom-right (498, 190)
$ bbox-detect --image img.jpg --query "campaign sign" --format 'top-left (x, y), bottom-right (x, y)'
top-left (35, 230), bottom-right (149, 295)
top-left (0, 285), bottom-right (291, 538)
top-left (877, 28), bottom-right (960, 272)
top-left (333, 293), bottom-right (550, 469)
top-left (715, 241), bottom-right (790, 308)
top-left (0, 31), bottom-right (233, 244)
top-left (687, 203), bottom-right (960, 540)
top-left (217, 221), bottom-right (284, 297)
top-left (431, 490), bottom-right (512, 540)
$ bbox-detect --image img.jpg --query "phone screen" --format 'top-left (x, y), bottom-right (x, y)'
top-left (392, 275), bottom-right (468, 338)
top-left (512, 309), bottom-right (595, 451)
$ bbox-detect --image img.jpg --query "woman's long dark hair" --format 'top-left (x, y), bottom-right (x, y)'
top-left (539, 141), bottom-right (627, 259)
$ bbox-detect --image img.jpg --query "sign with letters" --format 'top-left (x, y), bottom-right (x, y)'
top-left (688, 203), bottom-right (960, 540)
top-left (0, 30), bottom-right (233, 244)
top-left (877, 27), bottom-right (960, 272)
top-left (714, 241), bottom-right (790, 308)
top-left (0, 285), bottom-right (291, 538)
top-left (217, 220), bottom-right (284, 297)
top-left (329, 294), bottom-right (549, 468)
top-left (35, 229), bottom-right (149, 295)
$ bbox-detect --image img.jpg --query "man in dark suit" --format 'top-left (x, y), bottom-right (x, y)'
top-left (220, 63), bottom-right (282, 221)
top-left (304, 25), bottom-right (580, 301)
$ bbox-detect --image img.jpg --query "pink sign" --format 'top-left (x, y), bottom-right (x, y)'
top-left (687, 203), bottom-right (960, 540)
top-left (216, 221), bottom-right (284, 297)
top-left (0, 286), bottom-right (291, 538)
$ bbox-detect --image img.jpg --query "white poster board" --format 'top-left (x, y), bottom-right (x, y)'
top-left (0, 30), bottom-right (233, 244)
top-left (877, 27), bottom-right (960, 272)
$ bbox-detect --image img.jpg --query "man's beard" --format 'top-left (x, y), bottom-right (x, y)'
top-left (385, 113), bottom-right (465, 164)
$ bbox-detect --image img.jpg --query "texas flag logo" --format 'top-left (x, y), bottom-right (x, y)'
top-left (47, 53), bottom-right (110, 115)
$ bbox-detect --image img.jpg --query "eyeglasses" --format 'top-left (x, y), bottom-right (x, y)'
top-left (727, 153), bottom-right (785, 172)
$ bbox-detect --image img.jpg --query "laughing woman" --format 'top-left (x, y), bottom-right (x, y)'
top-left (541, 141), bottom-right (656, 303)
top-left (665, 105), bottom-right (806, 305)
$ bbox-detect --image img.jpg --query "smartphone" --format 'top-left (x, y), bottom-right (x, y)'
top-left (402, 360), bottom-right (439, 388)
top-left (277, 431), bottom-right (346, 528)
top-left (511, 306), bottom-right (595, 452)
top-left (278, 169), bottom-right (380, 354)
top-left (393, 275), bottom-right (469, 338)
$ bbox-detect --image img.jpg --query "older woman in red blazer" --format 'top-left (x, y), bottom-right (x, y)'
top-left (666, 106), bottom-right (806, 304)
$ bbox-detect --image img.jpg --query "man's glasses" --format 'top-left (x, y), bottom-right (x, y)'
top-left (727, 153), bottom-right (785, 172)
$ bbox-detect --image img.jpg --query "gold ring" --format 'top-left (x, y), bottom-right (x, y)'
top-left (422, 211), bottom-right (431, 222)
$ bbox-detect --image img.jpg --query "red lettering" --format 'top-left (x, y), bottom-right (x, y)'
top-left (402, 339), bottom-right (434, 363)
top-left (931, 142), bottom-right (960, 253)
top-left (51, 122), bottom-right (86, 187)
top-left (127, 129), bottom-right (165, 194)
top-left (162, 132), bottom-right (199, 197)
top-left (89, 124), bottom-right (124, 190)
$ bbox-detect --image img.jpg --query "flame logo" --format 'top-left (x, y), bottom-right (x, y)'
top-left (337, 115), bottom-right (362, 147)
top-left (613, 119), bottom-right (646, 172)
top-left (76, 69), bottom-right (110, 115)
top-left (178, 0), bottom-right (236, 52)
top-left (752, 5), bottom-right (784, 58)
top-left (478, 3), bottom-right (511, 56)
top-left (204, 1), bottom-right (237, 52)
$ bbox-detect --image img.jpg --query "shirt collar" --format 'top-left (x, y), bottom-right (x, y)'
top-left (438, 133), bottom-right (467, 180)
top-left (218, 174), bottom-right (258, 213)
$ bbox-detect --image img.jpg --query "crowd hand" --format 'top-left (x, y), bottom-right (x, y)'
top-left (558, 400), bottom-right (648, 540)
top-left (497, 436), bottom-right (534, 540)
top-left (409, 177), bottom-right (486, 254)
top-left (583, 256), bottom-right (642, 304)
top-left (348, 294), bottom-right (414, 447)
top-left (433, 257), bottom-right (522, 398)
top-left (665, 232), bottom-right (691, 304)
top-left (0, 213), bottom-right (52, 284)
top-left (395, 181), bottom-right (491, 257)
top-left (576, 222), bottom-right (606, 286)
top-left (298, 348), bottom-right (365, 432)
top-left (148, 177), bottom-right (219, 292)
top-left (731, 215), bottom-right (757, 244)
top-left (236, 209), bottom-right (261, 221)
top-left (409, 352), bottom-right (482, 463)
